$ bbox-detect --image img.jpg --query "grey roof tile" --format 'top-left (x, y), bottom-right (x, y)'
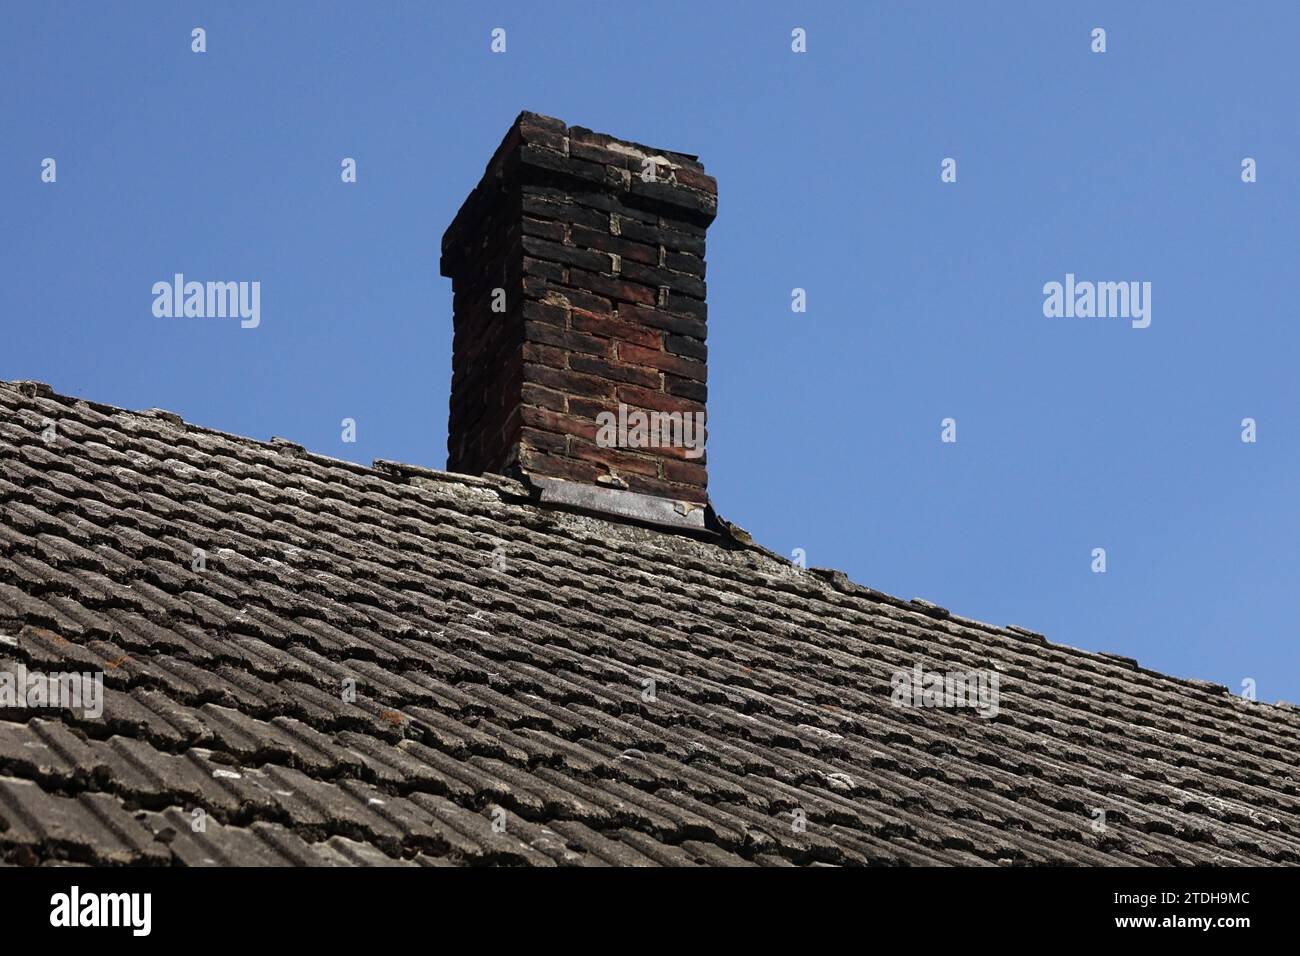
top-left (0, 776), bottom-right (169, 865)
top-left (1, 378), bottom-right (1297, 866)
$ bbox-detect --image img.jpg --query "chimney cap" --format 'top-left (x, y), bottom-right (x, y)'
top-left (441, 111), bottom-right (718, 273)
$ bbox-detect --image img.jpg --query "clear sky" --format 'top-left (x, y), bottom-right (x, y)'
top-left (4, 2), bottom-right (1298, 702)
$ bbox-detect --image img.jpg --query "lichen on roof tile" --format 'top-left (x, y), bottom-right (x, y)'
top-left (1, 379), bottom-right (1299, 867)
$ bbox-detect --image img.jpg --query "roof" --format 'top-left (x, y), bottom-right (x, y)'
top-left (1, 378), bottom-right (1298, 866)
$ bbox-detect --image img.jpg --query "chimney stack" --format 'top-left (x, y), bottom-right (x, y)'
top-left (440, 112), bottom-right (717, 515)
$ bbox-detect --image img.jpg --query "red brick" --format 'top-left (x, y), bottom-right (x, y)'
top-left (523, 278), bottom-right (612, 316)
top-left (623, 472), bottom-right (708, 503)
top-left (568, 270), bottom-right (657, 306)
top-left (569, 225), bottom-right (659, 265)
top-left (615, 385), bottom-right (703, 417)
top-left (567, 396), bottom-right (619, 420)
top-left (520, 383), bottom-right (567, 413)
top-left (655, 226), bottom-right (705, 256)
top-left (519, 426), bottom-right (568, 456)
top-left (519, 143), bottom-right (607, 186)
top-left (617, 304), bottom-right (706, 339)
top-left (526, 364), bottom-right (617, 399)
top-left (569, 439), bottom-right (662, 477)
top-left (648, 437), bottom-right (708, 462)
top-left (521, 236), bottom-right (610, 273)
top-left (568, 354), bottom-right (662, 389)
top-left (525, 322), bottom-right (612, 358)
top-left (665, 375), bottom-right (706, 402)
top-left (523, 257), bottom-right (565, 282)
top-left (664, 335), bottom-right (707, 361)
top-left (522, 217), bottom-right (566, 242)
top-left (519, 405), bottom-right (600, 442)
top-left (629, 177), bottom-right (717, 220)
top-left (517, 122), bottom-right (568, 152)
top-left (569, 138), bottom-right (631, 169)
top-left (659, 290), bottom-right (706, 319)
top-left (521, 192), bottom-right (608, 231)
top-left (674, 166), bottom-right (717, 196)
top-left (518, 449), bottom-right (604, 484)
top-left (522, 342), bottom-right (566, 369)
top-left (570, 311), bottom-right (664, 350)
top-left (616, 343), bottom-right (707, 382)
top-left (522, 300), bottom-right (567, 328)
top-left (663, 250), bottom-right (706, 277)
top-left (662, 458), bottom-right (708, 485)
top-left (621, 260), bottom-right (706, 299)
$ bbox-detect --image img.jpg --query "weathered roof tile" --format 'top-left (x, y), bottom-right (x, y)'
top-left (1, 379), bottom-right (1297, 866)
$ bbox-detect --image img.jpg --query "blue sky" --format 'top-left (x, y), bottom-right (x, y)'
top-left (4, 2), bottom-right (1298, 701)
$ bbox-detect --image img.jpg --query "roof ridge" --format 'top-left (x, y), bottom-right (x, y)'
top-left (0, 378), bottom-right (523, 498)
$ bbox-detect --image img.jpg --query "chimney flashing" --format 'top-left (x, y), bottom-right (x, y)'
top-left (528, 475), bottom-right (708, 533)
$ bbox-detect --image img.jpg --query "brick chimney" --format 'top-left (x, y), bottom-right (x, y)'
top-left (440, 112), bottom-right (717, 518)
